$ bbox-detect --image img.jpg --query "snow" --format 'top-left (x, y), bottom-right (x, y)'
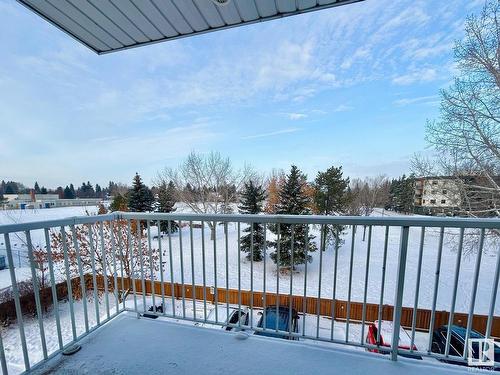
top-left (30, 311), bottom-right (470, 375)
top-left (0, 267), bottom-right (31, 290)
top-left (1, 205), bottom-right (498, 315)
top-left (156, 216), bottom-right (499, 315)
top-left (0, 206), bottom-right (498, 373)
top-left (1, 292), bottom-right (119, 375)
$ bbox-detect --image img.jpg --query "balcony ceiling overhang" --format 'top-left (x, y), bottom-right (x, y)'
top-left (18, 0), bottom-right (364, 55)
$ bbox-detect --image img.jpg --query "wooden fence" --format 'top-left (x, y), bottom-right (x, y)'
top-left (114, 277), bottom-right (500, 338)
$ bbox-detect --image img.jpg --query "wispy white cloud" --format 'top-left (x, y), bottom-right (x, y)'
top-left (241, 128), bottom-right (300, 140)
top-left (283, 112), bottom-right (307, 120)
top-left (332, 104), bottom-right (354, 112)
top-left (393, 95), bottom-right (440, 106)
top-left (0, 0), bottom-right (483, 185)
top-left (392, 68), bottom-right (438, 85)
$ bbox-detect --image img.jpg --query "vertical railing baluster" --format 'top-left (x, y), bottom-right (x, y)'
top-left (316, 225), bottom-right (324, 339)
top-left (136, 221), bottom-right (146, 313)
top-left (250, 223), bottom-right (254, 329)
top-left (237, 222), bottom-right (241, 327)
top-left (303, 225), bottom-right (309, 337)
top-left (70, 225), bottom-right (89, 332)
top-left (179, 221), bottom-right (186, 319)
top-left (201, 221), bottom-right (207, 321)
top-left (360, 225), bottom-right (372, 344)
top-left (276, 224), bottom-right (280, 333)
top-left (88, 224), bottom-right (100, 324)
top-left (127, 220), bottom-right (138, 314)
top-left (147, 221), bottom-right (156, 311)
top-left (167, 220), bottom-right (176, 317)
top-left (427, 227), bottom-right (444, 353)
top-left (117, 224), bottom-right (126, 311)
top-left (213, 221), bottom-right (218, 323)
top-left (157, 220), bottom-right (166, 316)
top-left (4, 233), bottom-right (30, 371)
top-left (110, 221), bottom-right (119, 316)
top-left (189, 222), bottom-right (196, 320)
top-left (486, 234), bottom-right (500, 339)
top-left (410, 227), bottom-right (424, 351)
top-left (391, 225), bottom-right (409, 361)
top-left (100, 221), bottom-right (110, 319)
top-left (263, 222), bottom-right (267, 331)
top-left (330, 226), bottom-right (339, 341)
top-left (445, 228), bottom-right (464, 357)
top-left (225, 222), bottom-right (229, 323)
top-left (346, 225), bottom-right (356, 342)
top-left (463, 228), bottom-right (485, 360)
top-left (25, 231), bottom-right (48, 359)
top-left (0, 330), bottom-right (7, 375)
top-left (44, 228), bottom-right (63, 349)
top-left (289, 224), bottom-right (294, 337)
top-left (61, 226), bottom-right (77, 340)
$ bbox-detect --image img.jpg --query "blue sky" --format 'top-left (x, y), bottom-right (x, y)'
top-left (0, 0), bottom-right (484, 188)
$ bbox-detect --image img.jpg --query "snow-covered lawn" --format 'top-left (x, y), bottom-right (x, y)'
top-left (0, 267), bottom-right (31, 290)
top-left (1, 205), bottom-right (498, 316)
top-left (2, 292), bottom-right (119, 374)
top-left (157, 217), bottom-right (499, 315)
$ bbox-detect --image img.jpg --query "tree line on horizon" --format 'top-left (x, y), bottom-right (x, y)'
top-left (0, 180), bottom-right (127, 200)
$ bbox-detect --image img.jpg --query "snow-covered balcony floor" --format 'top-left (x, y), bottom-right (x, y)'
top-left (32, 312), bottom-right (469, 375)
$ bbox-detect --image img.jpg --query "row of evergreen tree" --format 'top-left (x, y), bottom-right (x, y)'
top-left (0, 180), bottom-right (124, 200)
top-left (109, 173), bottom-right (179, 233)
top-left (238, 165), bottom-right (351, 268)
top-left (386, 175), bottom-right (415, 214)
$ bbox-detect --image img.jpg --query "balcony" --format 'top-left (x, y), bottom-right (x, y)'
top-left (0, 212), bottom-right (499, 374)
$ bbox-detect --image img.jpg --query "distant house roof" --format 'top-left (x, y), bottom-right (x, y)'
top-left (18, 0), bottom-right (364, 54)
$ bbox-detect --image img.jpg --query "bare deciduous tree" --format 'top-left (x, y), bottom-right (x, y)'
top-left (415, 1), bottom-right (500, 218)
top-left (349, 176), bottom-right (390, 240)
top-left (411, 1), bottom-right (499, 254)
top-left (157, 151), bottom-right (255, 239)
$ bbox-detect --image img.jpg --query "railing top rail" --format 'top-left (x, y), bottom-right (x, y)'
top-left (0, 213), bottom-right (116, 234)
top-left (0, 211), bottom-right (499, 234)
top-left (118, 211), bottom-right (500, 229)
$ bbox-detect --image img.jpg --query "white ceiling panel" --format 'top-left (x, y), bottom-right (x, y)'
top-left (254, 0), bottom-right (278, 18)
top-left (172, 0), bottom-right (209, 32)
top-left (233, 0), bottom-right (259, 22)
top-left (297, 0), bottom-right (318, 10)
top-left (18, 0), bottom-right (364, 54)
top-left (193, 0), bottom-right (225, 28)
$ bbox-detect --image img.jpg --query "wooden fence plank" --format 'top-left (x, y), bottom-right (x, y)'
top-left (114, 277), bottom-right (500, 338)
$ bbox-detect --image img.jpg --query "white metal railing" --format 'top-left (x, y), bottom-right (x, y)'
top-left (0, 212), bottom-right (499, 374)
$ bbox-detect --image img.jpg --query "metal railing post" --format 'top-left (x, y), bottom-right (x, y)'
top-left (391, 226), bottom-right (409, 361)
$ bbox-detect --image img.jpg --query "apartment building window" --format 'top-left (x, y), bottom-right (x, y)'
top-left (432, 180), bottom-right (438, 185)
top-left (422, 199), bottom-right (426, 203)
top-left (441, 199), bottom-right (446, 204)
top-left (430, 199), bottom-right (436, 204)
top-left (442, 189), bottom-right (447, 194)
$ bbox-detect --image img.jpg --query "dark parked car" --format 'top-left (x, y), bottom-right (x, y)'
top-left (255, 306), bottom-right (299, 340)
top-left (431, 325), bottom-right (500, 367)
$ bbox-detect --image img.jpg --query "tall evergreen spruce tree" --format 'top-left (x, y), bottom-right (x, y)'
top-left (157, 181), bottom-right (179, 233)
top-left (313, 166), bottom-right (350, 249)
top-left (128, 173), bottom-right (154, 212)
top-left (269, 166), bottom-right (317, 269)
top-left (238, 181), bottom-right (266, 261)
